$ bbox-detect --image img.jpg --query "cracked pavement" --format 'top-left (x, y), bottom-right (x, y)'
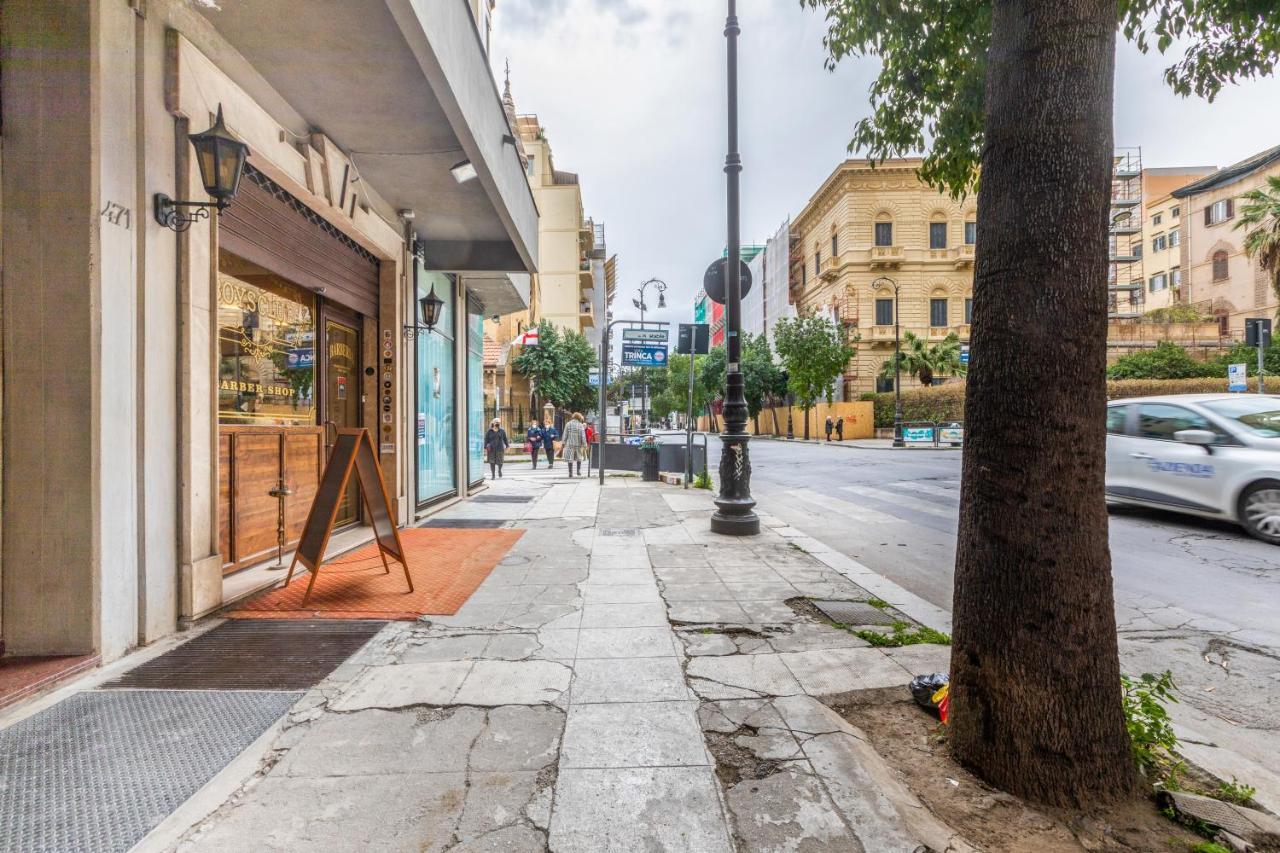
top-left (733, 438), bottom-right (1280, 813)
top-left (163, 466), bottom-right (954, 852)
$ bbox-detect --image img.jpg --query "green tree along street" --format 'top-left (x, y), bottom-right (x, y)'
top-left (512, 320), bottom-right (597, 415)
top-left (806, 0), bottom-right (1280, 807)
top-left (878, 331), bottom-right (968, 387)
top-left (1237, 174), bottom-right (1280, 309)
top-left (741, 333), bottom-right (788, 430)
top-left (773, 316), bottom-right (856, 440)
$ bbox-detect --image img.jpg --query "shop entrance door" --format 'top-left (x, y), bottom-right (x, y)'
top-left (323, 312), bottom-right (362, 528)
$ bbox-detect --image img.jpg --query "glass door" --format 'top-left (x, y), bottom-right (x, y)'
top-left (323, 312), bottom-right (362, 527)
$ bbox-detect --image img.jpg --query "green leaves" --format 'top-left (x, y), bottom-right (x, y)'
top-left (773, 316), bottom-right (857, 410)
top-left (1120, 670), bottom-right (1180, 776)
top-left (879, 331), bottom-right (966, 387)
top-left (511, 320), bottom-right (597, 413)
top-left (1235, 173), bottom-right (1280, 309)
top-left (805, 0), bottom-right (1280, 196)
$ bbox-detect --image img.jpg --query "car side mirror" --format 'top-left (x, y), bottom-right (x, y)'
top-left (1174, 429), bottom-right (1217, 452)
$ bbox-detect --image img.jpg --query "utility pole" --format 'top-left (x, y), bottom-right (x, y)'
top-left (710, 0), bottom-right (759, 536)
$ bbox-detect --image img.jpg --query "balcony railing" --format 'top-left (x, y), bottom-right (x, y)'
top-left (820, 255), bottom-right (841, 281)
top-left (869, 246), bottom-right (904, 268)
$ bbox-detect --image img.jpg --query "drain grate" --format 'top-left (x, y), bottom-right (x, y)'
top-left (100, 620), bottom-right (385, 691)
top-left (471, 495), bottom-right (533, 503)
top-left (599, 527), bottom-right (641, 537)
top-left (418, 518), bottom-right (508, 529)
top-left (810, 600), bottom-right (899, 626)
top-left (0, 689), bottom-right (298, 853)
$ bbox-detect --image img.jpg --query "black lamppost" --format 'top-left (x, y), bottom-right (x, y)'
top-left (633, 278), bottom-right (666, 431)
top-left (873, 276), bottom-right (905, 447)
top-left (711, 0), bottom-right (759, 536)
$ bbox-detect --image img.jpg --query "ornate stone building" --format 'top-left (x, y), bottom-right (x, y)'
top-left (789, 159), bottom-right (977, 397)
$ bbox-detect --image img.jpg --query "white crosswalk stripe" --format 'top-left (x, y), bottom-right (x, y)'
top-left (785, 488), bottom-right (904, 526)
top-left (890, 480), bottom-right (961, 500)
top-left (840, 484), bottom-right (958, 518)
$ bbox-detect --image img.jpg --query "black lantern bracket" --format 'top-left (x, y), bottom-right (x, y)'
top-left (155, 104), bottom-right (250, 233)
top-left (403, 284), bottom-right (445, 340)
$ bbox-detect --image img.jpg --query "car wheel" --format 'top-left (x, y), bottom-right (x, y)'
top-left (1239, 480), bottom-right (1280, 545)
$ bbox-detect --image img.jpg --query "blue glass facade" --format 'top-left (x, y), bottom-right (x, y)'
top-left (467, 297), bottom-right (485, 485)
top-left (415, 270), bottom-right (456, 505)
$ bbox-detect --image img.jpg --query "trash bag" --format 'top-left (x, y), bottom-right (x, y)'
top-left (910, 673), bottom-right (950, 721)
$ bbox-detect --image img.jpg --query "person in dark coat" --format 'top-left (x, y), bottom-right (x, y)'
top-left (835, 417), bottom-right (844, 441)
top-left (824, 416), bottom-right (834, 441)
top-left (485, 418), bottom-right (509, 480)
top-left (526, 421), bottom-right (545, 469)
top-left (541, 421), bottom-right (558, 468)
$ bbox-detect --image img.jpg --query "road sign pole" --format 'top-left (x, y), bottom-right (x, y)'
top-left (1260, 341), bottom-right (1266, 395)
top-left (686, 351), bottom-right (695, 489)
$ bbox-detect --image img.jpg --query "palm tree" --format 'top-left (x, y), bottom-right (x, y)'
top-left (1236, 175), bottom-right (1280, 312)
top-left (879, 331), bottom-right (968, 386)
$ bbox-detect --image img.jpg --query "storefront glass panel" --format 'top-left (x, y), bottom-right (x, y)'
top-left (467, 297), bottom-right (485, 485)
top-left (416, 271), bottom-right (456, 505)
top-left (217, 271), bottom-right (316, 424)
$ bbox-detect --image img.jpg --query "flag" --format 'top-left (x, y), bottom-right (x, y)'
top-left (520, 328), bottom-right (539, 347)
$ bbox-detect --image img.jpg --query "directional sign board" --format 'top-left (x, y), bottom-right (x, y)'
top-left (588, 367), bottom-right (601, 387)
top-left (622, 328), bottom-right (669, 342)
top-left (622, 344), bottom-right (668, 368)
top-left (677, 323), bottom-right (710, 355)
top-left (1228, 363), bottom-right (1247, 392)
top-left (960, 345), bottom-right (970, 367)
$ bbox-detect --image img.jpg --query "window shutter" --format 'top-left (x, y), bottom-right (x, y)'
top-left (1226, 198), bottom-right (1234, 219)
top-left (1204, 206), bottom-right (1212, 226)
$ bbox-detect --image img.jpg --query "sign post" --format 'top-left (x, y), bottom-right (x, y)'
top-left (1246, 317), bottom-right (1271, 394)
top-left (677, 323), bottom-right (711, 488)
top-left (1228, 363), bottom-right (1248, 393)
top-left (599, 320), bottom-right (670, 484)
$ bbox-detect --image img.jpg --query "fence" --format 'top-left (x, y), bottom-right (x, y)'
top-left (699, 401), bottom-right (875, 440)
top-left (899, 421), bottom-right (965, 447)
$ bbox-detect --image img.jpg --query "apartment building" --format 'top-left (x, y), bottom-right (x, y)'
top-left (789, 158), bottom-right (977, 397)
top-left (1173, 144), bottom-right (1280, 337)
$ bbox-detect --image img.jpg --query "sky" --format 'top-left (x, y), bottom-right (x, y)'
top-left (490, 0), bottom-right (1280, 338)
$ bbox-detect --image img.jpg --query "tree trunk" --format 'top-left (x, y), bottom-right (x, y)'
top-left (950, 0), bottom-right (1137, 806)
top-left (803, 407), bottom-right (811, 440)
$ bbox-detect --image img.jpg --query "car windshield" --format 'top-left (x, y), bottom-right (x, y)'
top-left (1201, 397), bottom-right (1280, 438)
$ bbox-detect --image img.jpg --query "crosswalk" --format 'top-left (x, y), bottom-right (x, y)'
top-left (785, 479), bottom-right (963, 532)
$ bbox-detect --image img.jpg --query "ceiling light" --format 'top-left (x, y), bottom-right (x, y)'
top-left (450, 160), bottom-right (478, 183)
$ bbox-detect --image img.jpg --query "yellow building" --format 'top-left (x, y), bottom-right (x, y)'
top-left (1141, 191), bottom-right (1189, 312)
top-left (1174, 144), bottom-right (1280, 337)
top-left (789, 158), bottom-right (976, 397)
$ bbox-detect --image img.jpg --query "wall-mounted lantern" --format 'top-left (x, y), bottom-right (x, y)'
top-left (155, 105), bottom-right (250, 232)
top-left (403, 284), bottom-right (445, 339)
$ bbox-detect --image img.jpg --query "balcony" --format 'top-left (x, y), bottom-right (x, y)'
top-left (927, 324), bottom-right (970, 341)
top-left (866, 325), bottom-right (898, 342)
top-left (820, 255), bottom-right (842, 282)
top-left (952, 245), bottom-right (975, 268)
top-left (869, 246), bottom-right (904, 269)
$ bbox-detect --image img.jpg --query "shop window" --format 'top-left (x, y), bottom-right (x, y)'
top-left (417, 270), bottom-right (457, 505)
top-left (216, 271), bottom-right (316, 425)
top-left (929, 222), bottom-right (947, 249)
top-left (1212, 250), bottom-right (1229, 281)
top-left (467, 297), bottom-right (486, 486)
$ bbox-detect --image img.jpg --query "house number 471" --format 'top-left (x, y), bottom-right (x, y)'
top-left (99, 201), bottom-right (131, 230)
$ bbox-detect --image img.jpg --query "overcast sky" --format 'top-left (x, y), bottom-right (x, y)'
top-left (490, 0), bottom-right (1280, 336)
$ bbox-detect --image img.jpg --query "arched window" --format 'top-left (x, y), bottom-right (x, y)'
top-left (874, 217), bottom-right (893, 247)
top-left (1212, 250), bottom-right (1229, 281)
top-left (929, 219), bottom-right (948, 249)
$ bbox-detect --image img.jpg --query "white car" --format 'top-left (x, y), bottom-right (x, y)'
top-left (1106, 394), bottom-right (1280, 544)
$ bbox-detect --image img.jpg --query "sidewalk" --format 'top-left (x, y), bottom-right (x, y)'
top-left (755, 435), bottom-right (961, 450)
top-left (5, 469), bottom-right (961, 852)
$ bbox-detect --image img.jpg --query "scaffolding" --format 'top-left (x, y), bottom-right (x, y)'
top-left (1109, 148), bottom-right (1145, 320)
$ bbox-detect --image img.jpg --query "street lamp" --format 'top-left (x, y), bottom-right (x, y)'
top-left (634, 277), bottom-right (667, 431)
top-left (873, 276), bottom-right (904, 447)
top-left (711, 0), bottom-right (759, 536)
top-left (154, 105), bottom-right (250, 232)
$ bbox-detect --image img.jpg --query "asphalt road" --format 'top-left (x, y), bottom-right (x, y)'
top-left (707, 436), bottom-right (1280, 807)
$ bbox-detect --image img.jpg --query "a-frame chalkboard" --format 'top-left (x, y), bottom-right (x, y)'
top-left (285, 428), bottom-right (412, 606)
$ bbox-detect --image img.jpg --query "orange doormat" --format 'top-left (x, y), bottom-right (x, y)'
top-left (226, 527), bottom-right (524, 620)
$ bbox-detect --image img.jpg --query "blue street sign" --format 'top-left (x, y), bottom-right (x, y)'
top-left (1228, 363), bottom-right (1247, 392)
top-left (959, 345), bottom-right (970, 367)
top-left (622, 344), bottom-right (668, 368)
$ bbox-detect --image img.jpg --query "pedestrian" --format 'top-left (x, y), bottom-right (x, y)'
top-left (541, 419), bottom-right (558, 469)
top-left (584, 420), bottom-right (596, 474)
top-left (561, 412), bottom-right (589, 478)
top-left (835, 417), bottom-right (844, 441)
top-left (485, 418), bottom-right (509, 480)
top-left (825, 416), bottom-right (834, 442)
top-left (526, 421), bottom-right (544, 469)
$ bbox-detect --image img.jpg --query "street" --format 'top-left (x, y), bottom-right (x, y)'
top-left (712, 436), bottom-right (1280, 807)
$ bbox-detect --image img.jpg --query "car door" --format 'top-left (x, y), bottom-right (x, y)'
top-left (1129, 402), bottom-right (1228, 514)
top-left (1105, 403), bottom-right (1141, 498)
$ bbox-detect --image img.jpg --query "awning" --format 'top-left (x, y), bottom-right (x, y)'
top-left (197, 0), bottom-right (538, 276)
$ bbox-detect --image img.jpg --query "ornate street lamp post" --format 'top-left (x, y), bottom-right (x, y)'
top-left (711, 0), bottom-right (759, 536)
top-left (632, 278), bottom-right (666, 431)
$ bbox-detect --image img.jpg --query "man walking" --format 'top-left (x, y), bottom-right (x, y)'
top-left (824, 416), bottom-right (834, 442)
top-left (835, 417), bottom-right (843, 442)
top-left (541, 420), bottom-right (558, 469)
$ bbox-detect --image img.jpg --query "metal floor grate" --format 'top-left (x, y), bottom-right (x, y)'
top-left (100, 620), bottom-right (386, 691)
top-left (418, 518), bottom-right (508, 529)
top-left (0, 689), bottom-right (299, 853)
top-left (810, 600), bottom-right (899, 626)
top-left (471, 495), bottom-right (533, 503)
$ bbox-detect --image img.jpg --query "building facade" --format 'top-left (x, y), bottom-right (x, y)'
top-left (1174, 144), bottom-right (1280, 337)
top-left (789, 159), bottom-right (977, 397)
top-left (0, 0), bottom-right (535, 664)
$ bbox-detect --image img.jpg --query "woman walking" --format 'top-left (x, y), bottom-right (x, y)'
top-left (525, 421), bottom-right (544, 469)
top-left (541, 420), bottom-right (558, 469)
top-left (561, 412), bottom-right (589, 478)
top-left (485, 418), bottom-right (509, 480)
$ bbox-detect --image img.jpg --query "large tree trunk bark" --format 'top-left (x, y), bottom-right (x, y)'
top-left (950, 0), bottom-right (1137, 807)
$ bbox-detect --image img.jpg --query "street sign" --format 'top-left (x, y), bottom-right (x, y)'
top-left (677, 323), bottom-right (711, 355)
top-left (1245, 317), bottom-right (1272, 348)
top-left (702, 257), bottom-right (753, 305)
top-left (959, 345), bottom-right (970, 367)
top-left (588, 367), bottom-right (601, 387)
top-left (622, 327), bottom-right (669, 342)
top-left (622, 344), bottom-right (668, 368)
top-left (1228, 363), bottom-right (1248, 392)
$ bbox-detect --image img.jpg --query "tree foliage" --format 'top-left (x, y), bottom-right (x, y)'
top-left (1107, 340), bottom-right (1280, 380)
top-left (1236, 174), bottom-right (1280, 309)
top-left (802, 0), bottom-right (1280, 197)
top-left (742, 334), bottom-right (789, 418)
top-left (879, 331), bottom-right (967, 386)
top-left (512, 320), bottom-right (596, 413)
top-left (773, 316), bottom-right (857, 412)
